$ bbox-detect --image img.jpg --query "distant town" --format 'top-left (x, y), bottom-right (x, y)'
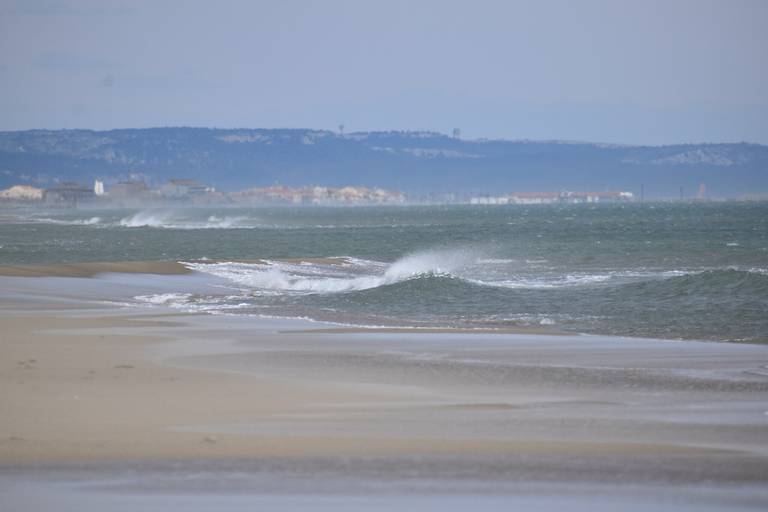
top-left (0, 178), bottom-right (764, 207)
top-left (469, 190), bottom-right (634, 205)
top-left (0, 179), bottom-right (406, 207)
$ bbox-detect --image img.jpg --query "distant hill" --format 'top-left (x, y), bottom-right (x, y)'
top-left (1, 128), bottom-right (766, 198)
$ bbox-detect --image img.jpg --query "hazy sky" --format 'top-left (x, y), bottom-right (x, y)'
top-left (1, 0), bottom-right (766, 144)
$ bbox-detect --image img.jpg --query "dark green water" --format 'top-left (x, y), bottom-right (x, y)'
top-left (1, 203), bottom-right (767, 342)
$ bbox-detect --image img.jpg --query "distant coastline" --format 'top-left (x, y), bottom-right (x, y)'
top-left (1, 128), bottom-right (766, 199)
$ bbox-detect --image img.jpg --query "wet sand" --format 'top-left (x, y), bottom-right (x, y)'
top-left (1, 273), bottom-right (768, 510)
top-left (0, 260), bottom-right (193, 277)
top-left (0, 257), bottom-right (348, 278)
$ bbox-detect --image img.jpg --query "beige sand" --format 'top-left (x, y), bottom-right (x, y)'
top-left (0, 311), bottom-right (420, 462)
top-left (0, 308), bottom-right (739, 464)
top-left (0, 261), bottom-right (192, 277)
top-left (0, 257), bottom-right (348, 278)
top-left (1, 281), bottom-right (768, 491)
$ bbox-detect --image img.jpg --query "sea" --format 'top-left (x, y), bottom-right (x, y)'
top-left (1, 203), bottom-right (766, 343)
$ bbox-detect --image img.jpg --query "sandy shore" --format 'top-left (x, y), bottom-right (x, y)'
top-left (0, 261), bottom-right (192, 277)
top-left (0, 257), bottom-right (348, 278)
top-left (2, 273), bottom-right (768, 509)
top-left (0, 310), bottom-right (412, 462)
top-left (3, 308), bottom-right (727, 463)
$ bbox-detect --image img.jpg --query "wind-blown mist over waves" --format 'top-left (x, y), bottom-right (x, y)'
top-left (19, 215), bottom-right (103, 226)
top-left (6, 209), bottom-right (252, 229)
top-left (182, 249), bottom-right (758, 296)
top-left (119, 209), bottom-right (248, 229)
top-left (11, 208), bottom-right (449, 230)
top-left (4, 203), bottom-right (768, 342)
top-left (183, 249), bottom-right (484, 294)
top-left (164, 247), bottom-right (768, 342)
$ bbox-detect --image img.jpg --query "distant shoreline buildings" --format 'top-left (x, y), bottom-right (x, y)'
top-left (230, 185), bottom-right (405, 205)
top-left (0, 179), bottom-right (764, 207)
top-left (0, 179), bottom-right (406, 207)
top-left (469, 190), bottom-right (635, 205)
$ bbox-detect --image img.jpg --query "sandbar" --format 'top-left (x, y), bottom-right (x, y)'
top-left (1, 273), bottom-right (768, 509)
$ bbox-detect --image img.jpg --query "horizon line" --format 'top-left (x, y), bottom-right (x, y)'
top-left (0, 126), bottom-right (765, 149)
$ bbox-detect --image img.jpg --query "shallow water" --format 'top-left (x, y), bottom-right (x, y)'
top-left (3, 472), bottom-right (767, 512)
top-left (1, 203), bottom-right (766, 342)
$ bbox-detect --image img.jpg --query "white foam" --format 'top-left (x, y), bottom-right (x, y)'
top-left (184, 248), bottom-right (480, 295)
top-left (181, 250), bottom-right (710, 296)
top-left (134, 292), bottom-right (192, 306)
top-left (119, 210), bottom-right (249, 229)
top-left (143, 246), bottom-right (760, 306)
top-left (30, 216), bottom-right (102, 226)
top-left (469, 269), bottom-right (692, 290)
top-left (205, 215), bottom-right (248, 228)
top-left (120, 210), bottom-right (176, 228)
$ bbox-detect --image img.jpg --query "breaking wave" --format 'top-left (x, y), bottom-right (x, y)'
top-left (28, 216), bottom-right (103, 226)
top-left (130, 250), bottom-right (768, 342)
top-left (183, 248), bottom-right (481, 294)
top-left (119, 209), bottom-right (248, 229)
top-left (180, 248), bottom-right (764, 297)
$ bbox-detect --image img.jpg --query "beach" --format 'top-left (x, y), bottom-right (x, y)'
top-left (2, 268), bottom-right (768, 510)
top-left (4, 0), bottom-right (768, 508)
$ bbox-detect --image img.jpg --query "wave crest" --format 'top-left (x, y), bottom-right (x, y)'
top-left (184, 248), bottom-right (480, 294)
top-left (182, 246), bottom-right (768, 299)
top-left (119, 209), bottom-right (247, 229)
top-left (29, 216), bottom-right (102, 226)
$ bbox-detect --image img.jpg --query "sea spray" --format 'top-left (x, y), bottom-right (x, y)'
top-left (4, 203), bottom-right (767, 342)
top-left (120, 209), bottom-right (249, 229)
top-left (183, 247), bottom-right (484, 295)
top-left (383, 247), bottom-right (481, 282)
top-left (120, 209), bottom-right (178, 228)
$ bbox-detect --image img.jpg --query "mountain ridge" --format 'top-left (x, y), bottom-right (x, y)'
top-left (1, 127), bottom-right (766, 197)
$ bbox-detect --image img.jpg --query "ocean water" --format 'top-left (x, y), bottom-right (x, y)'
top-left (1, 203), bottom-right (766, 343)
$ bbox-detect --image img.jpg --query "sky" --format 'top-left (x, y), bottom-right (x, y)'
top-left (0, 0), bottom-right (766, 145)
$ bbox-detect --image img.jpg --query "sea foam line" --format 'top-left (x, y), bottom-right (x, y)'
top-left (182, 248), bottom-right (481, 294)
